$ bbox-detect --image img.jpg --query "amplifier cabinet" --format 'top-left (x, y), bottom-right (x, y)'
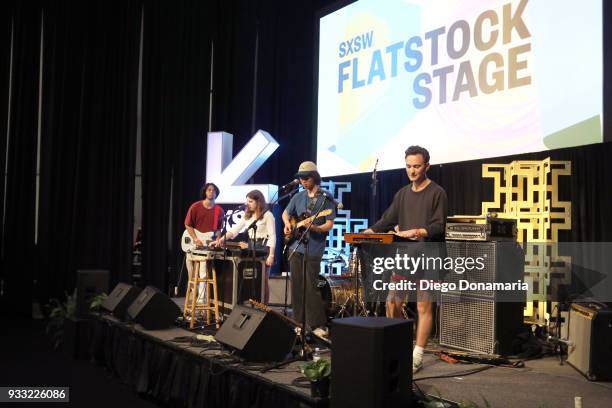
top-left (567, 303), bottom-right (612, 381)
top-left (440, 241), bottom-right (525, 355)
top-left (439, 294), bottom-right (524, 355)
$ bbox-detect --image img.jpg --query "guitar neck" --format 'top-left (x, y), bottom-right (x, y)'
top-left (296, 209), bottom-right (332, 228)
top-left (248, 299), bottom-right (300, 327)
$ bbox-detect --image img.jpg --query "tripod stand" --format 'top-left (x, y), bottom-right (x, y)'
top-left (333, 246), bottom-right (370, 318)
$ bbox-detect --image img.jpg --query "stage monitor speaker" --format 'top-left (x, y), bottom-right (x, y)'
top-left (567, 303), bottom-right (612, 381)
top-left (126, 286), bottom-right (180, 330)
top-left (214, 304), bottom-right (296, 362)
top-left (331, 317), bottom-right (413, 408)
top-left (75, 269), bottom-right (109, 318)
top-left (101, 283), bottom-right (142, 319)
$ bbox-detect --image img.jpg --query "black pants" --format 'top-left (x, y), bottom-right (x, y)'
top-left (289, 252), bottom-right (327, 329)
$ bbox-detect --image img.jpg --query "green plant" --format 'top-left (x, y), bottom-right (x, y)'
top-left (45, 289), bottom-right (107, 349)
top-left (301, 359), bottom-right (331, 382)
top-left (45, 289), bottom-right (77, 349)
top-left (89, 292), bottom-right (107, 311)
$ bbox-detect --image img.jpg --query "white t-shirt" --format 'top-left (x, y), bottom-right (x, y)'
top-left (227, 211), bottom-right (276, 251)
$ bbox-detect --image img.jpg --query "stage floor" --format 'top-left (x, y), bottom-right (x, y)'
top-left (167, 298), bottom-right (612, 407)
top-left (415, 352), bottom-right (612, 407)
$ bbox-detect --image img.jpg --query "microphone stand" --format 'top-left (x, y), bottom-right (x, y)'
top-left (269, 187), bottom-right (299, 316)
top-left (370, 158), bottom-right (379, 225)
top-left (245, 209), bottom-right (269, 306)
top-left (216, 207), bottom-right (238, 325)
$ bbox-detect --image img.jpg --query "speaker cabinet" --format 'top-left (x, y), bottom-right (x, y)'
top-left (440, 241), bottom-right (525, 355)
top-left (75, 270), bottom-right (109, 318)
top-left (331, 317), bottom-right (413, 408)
top-left (126, 286), bottom-right (180, 330)
top-left (214, 305), bottom-right (296, 362)
top-left (101, 283), bottom-right (142, 319)
top-left (268, 275), bottom-right (291, 305)
top-left (440, 294), bottom-right (524, 355)
top-left (567, 303), bottom-right (612, 381)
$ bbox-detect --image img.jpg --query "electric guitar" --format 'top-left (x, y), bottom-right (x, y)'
top-left (284, 209), bottom-right (333, 246)
top-left (181, 229), bottom-right (214, 252)
top-left (181, 229), bottom-right (250, 253)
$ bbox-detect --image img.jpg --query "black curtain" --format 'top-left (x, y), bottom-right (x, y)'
top-left (2, 1), bottom-right (41, 316)
top-left (0, 1), bottom-right (14, 284)
top-left (212, 0), bottom-right (336, 187)
top-left (605, 0), bottom-right (612, 142)
top-left (37, 0), bottom-right (141, 303)
top-left (140, 0), bottom-right (214, 291)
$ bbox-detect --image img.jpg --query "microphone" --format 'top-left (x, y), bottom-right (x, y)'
top-left (317, 191), bottom-right (344, 209)
top-left (280, 179), bottom-right (300, 191)
top-left (235, 204), bottom-right (247, 211)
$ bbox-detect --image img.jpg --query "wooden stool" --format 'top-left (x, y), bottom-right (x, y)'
top-left (184, 253), bottom-right (220, 329)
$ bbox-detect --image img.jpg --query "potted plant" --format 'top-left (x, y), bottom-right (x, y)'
top-left (46, 290), bottom-right (107, 357)
top-left (46, 289), bottom-right (78, 349)
top-left (301, 359), bottom-right (331, 398)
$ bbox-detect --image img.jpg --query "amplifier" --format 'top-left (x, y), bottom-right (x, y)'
top-left (440, 294), bottom-right (524, 355)
top-left (567, 303), bottom-right (612, 381)
top-left (446, 216), bottom-right (516, 242)
top-left (440, 241), bottom-right (526, 355)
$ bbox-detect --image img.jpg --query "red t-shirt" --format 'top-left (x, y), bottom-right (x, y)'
top-left (184, 202), bottom-right (224, 233)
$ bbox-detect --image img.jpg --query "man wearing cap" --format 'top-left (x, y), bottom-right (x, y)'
top-left (282, 161), bottom-right (336, 337)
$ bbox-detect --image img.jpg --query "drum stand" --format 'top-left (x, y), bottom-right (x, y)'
top-left (334, 246), bottom-right (370, 318)
top-left (334, 290), bottom-right (370, 318)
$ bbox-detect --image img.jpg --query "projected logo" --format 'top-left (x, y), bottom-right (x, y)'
top-left (317, 0), bottom-right (602, 176)
top-left (206, 130), bottom-right (279, 204)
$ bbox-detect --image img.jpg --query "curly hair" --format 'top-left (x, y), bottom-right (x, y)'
top-left (201, 182), bottom-right (220, 199)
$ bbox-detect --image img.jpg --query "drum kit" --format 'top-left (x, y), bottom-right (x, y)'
top-left (318, 247), bottom-right (373, 318)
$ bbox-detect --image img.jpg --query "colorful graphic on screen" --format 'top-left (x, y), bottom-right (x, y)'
top-left (316, 0), bottom-right (603, 176)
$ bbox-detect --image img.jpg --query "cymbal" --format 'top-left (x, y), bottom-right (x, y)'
top-left (322, 256), bottom-right (346, 265)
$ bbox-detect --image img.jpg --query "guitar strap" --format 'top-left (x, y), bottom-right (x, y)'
top-left (306, 194), bottom-right (319, 216)
top-left (212, 205), bottom-right (221, 231)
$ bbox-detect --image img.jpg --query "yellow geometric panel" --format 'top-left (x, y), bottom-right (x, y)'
top-left (481, 158), bottom-right (571, 242)
top-left (481, 158), bottom-right (571, 324)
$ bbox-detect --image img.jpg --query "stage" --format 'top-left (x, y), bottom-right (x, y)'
top-left (416, 353), bottom-right (612, 407)
top-left (84, 304), bottom-right (612, 408)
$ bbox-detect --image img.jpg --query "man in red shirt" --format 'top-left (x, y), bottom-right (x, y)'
top-left (184, 183), bottom-right (224, 283)
top-left (185, 183), bottom-right (225, 310)
top-left (184, 183), bottom-right (224, 245)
